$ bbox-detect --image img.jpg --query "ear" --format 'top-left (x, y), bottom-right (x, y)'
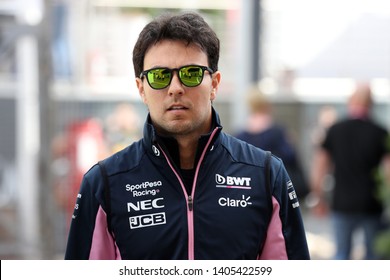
top-left (210, 71), bottom-right (221, 101)
top-left (136, 78), bottom-right (147, 104)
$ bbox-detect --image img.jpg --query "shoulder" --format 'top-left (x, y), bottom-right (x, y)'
top-left (219, 132), bottom-right (283, 168)
top-left (368, 120), bottom-right (389, 135)
top-left (86, 139), bottom-right (145, 178)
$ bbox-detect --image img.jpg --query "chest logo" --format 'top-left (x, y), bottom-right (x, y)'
top-left (127, 198), bottom-right (166, 229)
top-left (127, 197), bottom-right (164, 212)
top-left (129, 212), bottom-right (166, 229)
top-left (218, 195), bottom-right (252, 208)
top-left (215, 174), bottom-right (252, 189)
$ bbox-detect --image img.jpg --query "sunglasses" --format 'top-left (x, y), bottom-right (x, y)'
top-left (140, 65), bottom-right (214, 90)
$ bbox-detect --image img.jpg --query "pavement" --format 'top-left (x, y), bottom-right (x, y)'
top-left (302, 209), bottom-right (366, 260)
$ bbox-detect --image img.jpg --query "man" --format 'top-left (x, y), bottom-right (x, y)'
top-left (65, 12), bottom-right (310, 260)
top-left (310, 82), bottom-right (390, 259)
top-left (235, 85), bottom-right (309, 199)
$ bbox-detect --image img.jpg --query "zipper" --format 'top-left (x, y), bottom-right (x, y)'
top-left (158, 146), bottom-right (195, 259)
top-left (188, 195), bottom-right (193, 211)
top-left (156, 127), bottom-right (220, 259)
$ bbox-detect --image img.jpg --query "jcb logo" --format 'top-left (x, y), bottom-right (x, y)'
top-left (129, 212), bottom-right (166, 229)
top-left (127, 198), bottom-right (164, 212)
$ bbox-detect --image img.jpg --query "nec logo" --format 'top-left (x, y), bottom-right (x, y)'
top-left (215, 174), bottom-right (252, 189)
top-left (127, 198), bottom-right (164, 212)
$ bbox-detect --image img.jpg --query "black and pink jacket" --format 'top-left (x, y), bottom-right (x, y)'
top-left (65, 108), bottom-right (310, 260)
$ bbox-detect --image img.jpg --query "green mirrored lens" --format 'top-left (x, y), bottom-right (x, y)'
top-left (179, 66), bottom-right (203, 87)
top-left (147, 68), bottom-right (171, 89)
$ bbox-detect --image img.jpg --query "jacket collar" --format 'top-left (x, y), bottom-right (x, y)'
top-left (143, 107), bottom-right (223, 161)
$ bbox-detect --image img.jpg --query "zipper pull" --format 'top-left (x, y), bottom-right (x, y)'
top-left (188, 195), bottom-right (193, 211)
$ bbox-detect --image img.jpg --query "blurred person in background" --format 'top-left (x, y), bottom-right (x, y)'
top-left (310, 105), bottom-right (338, 148)
top-left (310, 82), bottom-right (390, 259)
top-left (104, 103), bottom-right (142, 154)
top-left (235, 85), bottom-right (309, 200)
top-left (306, 105), bottom-right (339, 208)
top-left (64, 12), bottom-right (310, 260)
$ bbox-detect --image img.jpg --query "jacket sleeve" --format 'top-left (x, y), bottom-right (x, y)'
top-left (64, 166), bottom-right (119, 260)
top-left (259, 157), bottom-right (310, 260)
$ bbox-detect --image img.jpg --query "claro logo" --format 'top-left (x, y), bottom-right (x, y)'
top-left (215, 174), bottom-right (252, 189)
top-left (127, 198), bottom-right (164, 212)
top-left (218, 195), bottom-right (252, 208)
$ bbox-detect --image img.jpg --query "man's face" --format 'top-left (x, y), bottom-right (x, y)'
top-left (136, 40), bottom-right (221, 138)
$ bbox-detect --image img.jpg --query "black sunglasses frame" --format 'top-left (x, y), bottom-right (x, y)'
top-left (140, 65), bottom-right (214, 90)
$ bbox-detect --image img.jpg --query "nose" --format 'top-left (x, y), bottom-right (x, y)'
top-left (168, 71), bottom-right (184, 95)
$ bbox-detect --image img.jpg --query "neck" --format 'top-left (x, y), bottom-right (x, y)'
top-left (348, 106), bottom-right (369, 119)
top-left (176, 136), bottom-right (198, 169)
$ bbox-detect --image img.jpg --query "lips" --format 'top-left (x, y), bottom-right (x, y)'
top-left (167, 104), bottom-right (188, 111)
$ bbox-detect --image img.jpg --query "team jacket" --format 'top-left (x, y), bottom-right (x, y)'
top-left (65, 108), bottom-right (310, 260)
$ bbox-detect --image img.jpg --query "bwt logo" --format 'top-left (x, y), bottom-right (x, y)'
top-left (127, 198), bottom-right (164, 212)
top-left (215, 174), bottom-right (251, 187)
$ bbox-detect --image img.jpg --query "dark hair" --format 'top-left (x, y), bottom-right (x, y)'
top-left (132, 12), bottom-right (220, 78)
